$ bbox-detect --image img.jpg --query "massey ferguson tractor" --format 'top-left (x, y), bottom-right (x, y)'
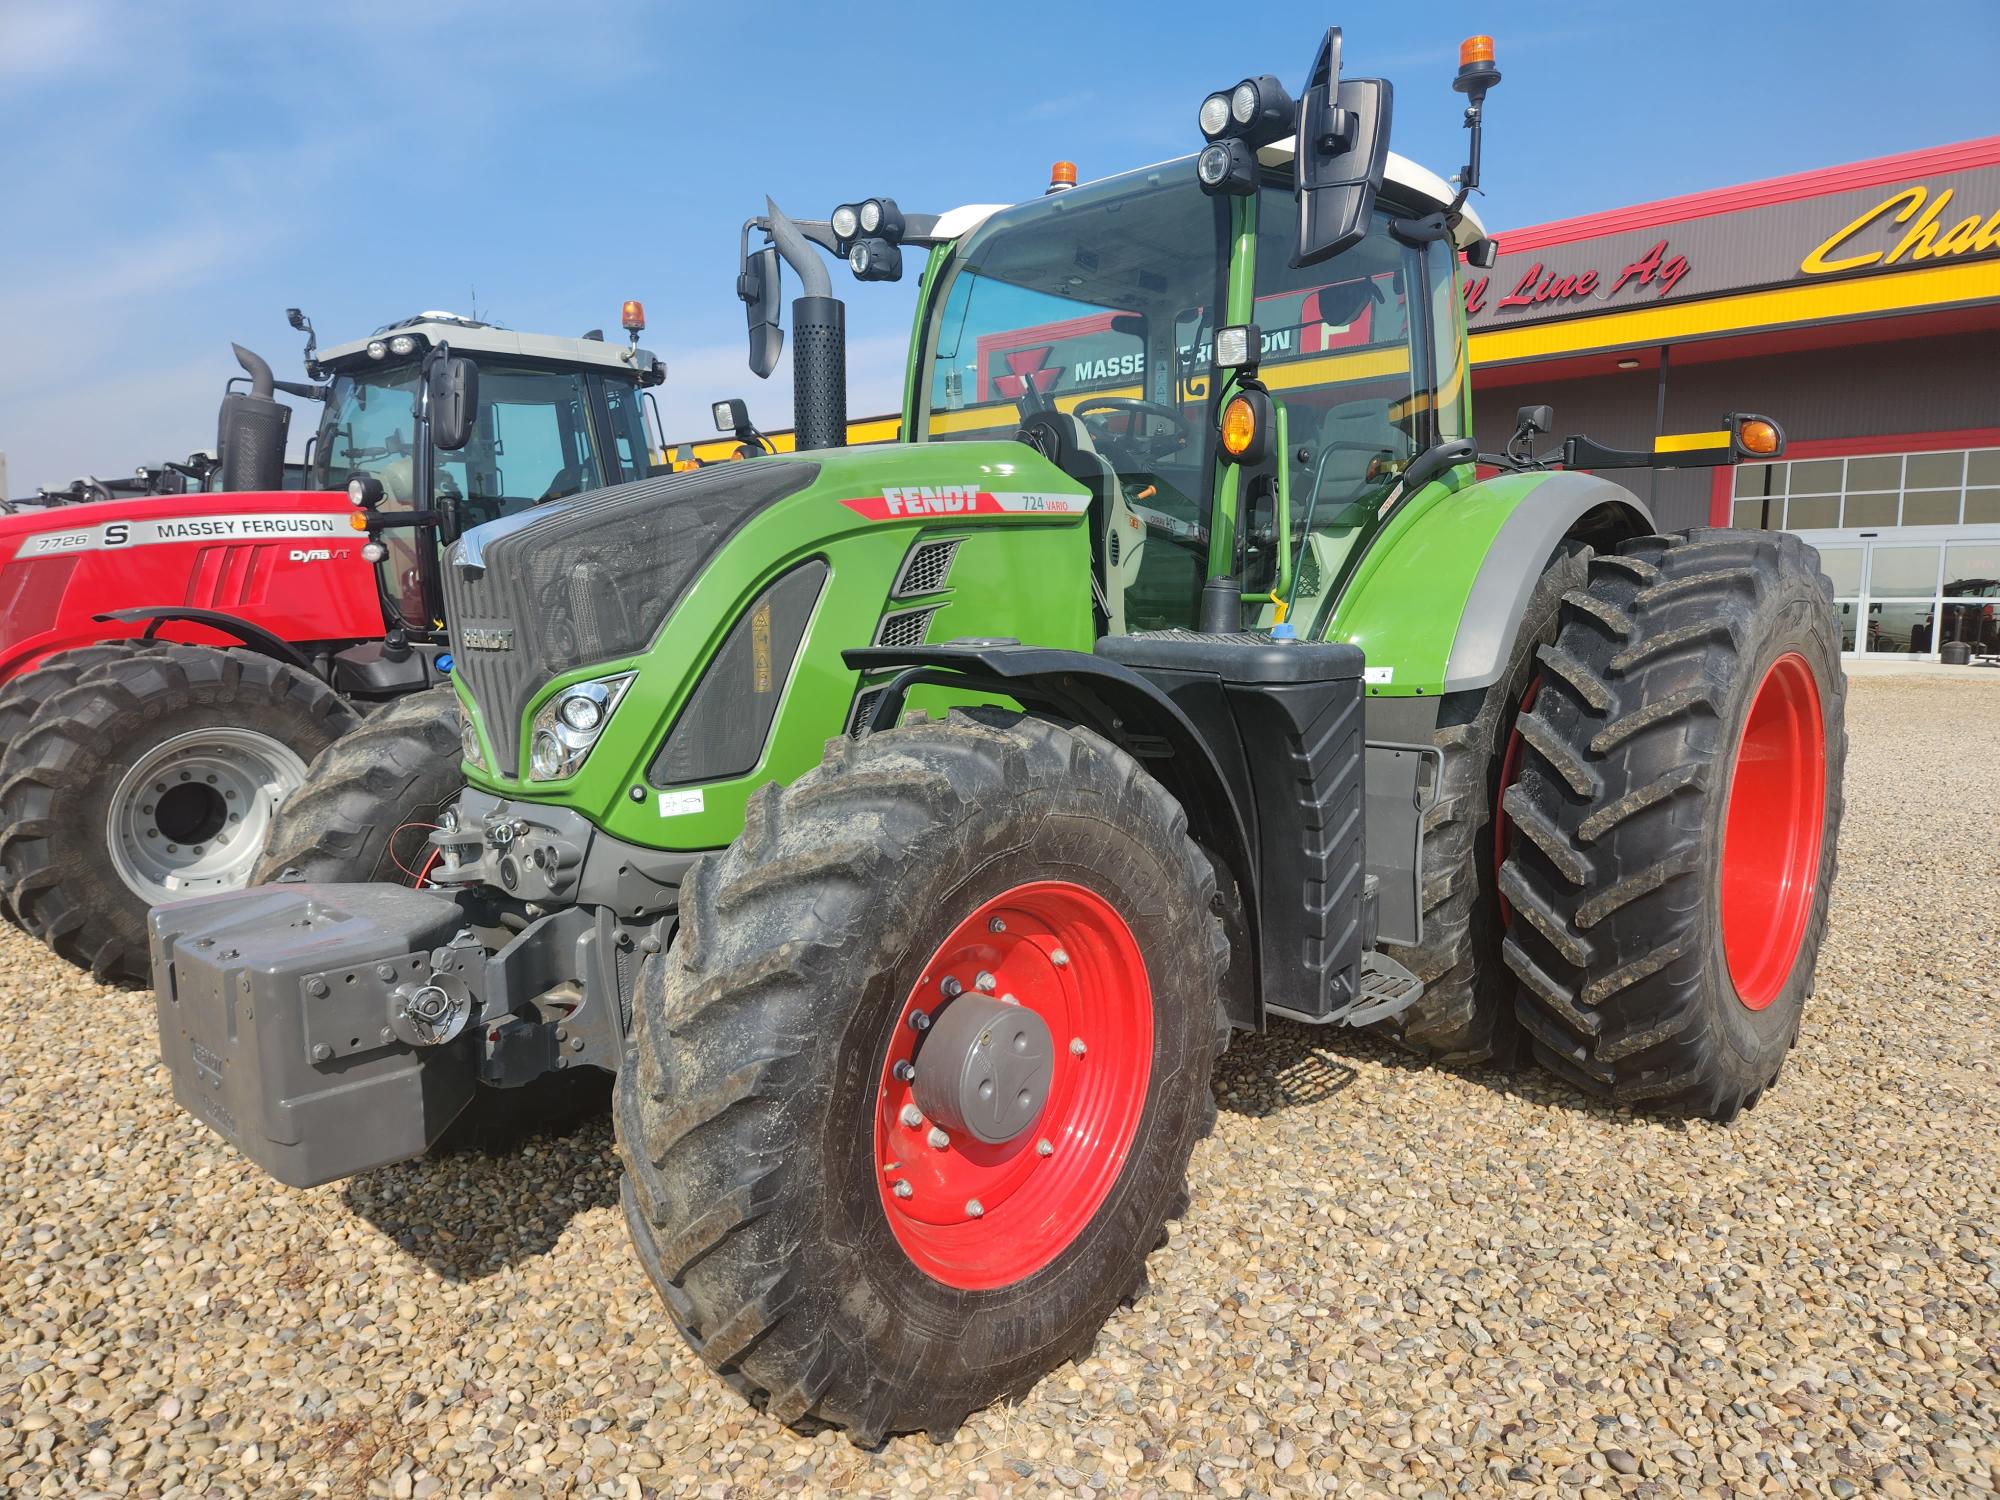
top-left (147, 29), bottom-right (1845, 1441)
top-left (0, 308), bottom-right (667, 975)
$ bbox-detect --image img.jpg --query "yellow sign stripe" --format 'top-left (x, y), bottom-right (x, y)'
top-left (1467, 258), bottom-right (2000, 366)
top-left (1654, 430), bottom-right (1730, 454)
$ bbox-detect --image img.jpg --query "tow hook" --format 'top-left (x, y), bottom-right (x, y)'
top-left (390, 975), bottom-right (472, 1047)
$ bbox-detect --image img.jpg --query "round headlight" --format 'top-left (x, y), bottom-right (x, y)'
top-left (360, 541), bottom-right (386, 562)
top-left (530, 730), bottom-right (565, 779)
top-left (859, 198), bottom-right (883, 233)
top-left (831, 203), bottom-right (859, 239)
top-left (388, 334), bottom-right (417, 356)
top-left (1197, 143), bottom-right (1233, 188)
top-left (849, 243), bottom-right (870, 275)
top-left (366, 339), bottom-right (388, 360)
top-left (1231, 80), bottom-right (1259, 125)
top-left (347, 477), bottom-right (368, 505)
top-left (1198, 91), bottom-right (1231, 139)
top-left (558, 693), bottom-right (603, 732)
top-left (459, 719), bottom-right (481, 763)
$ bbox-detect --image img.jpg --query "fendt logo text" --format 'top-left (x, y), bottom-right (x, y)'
top-left (880, 486), bottom-right (984, 516)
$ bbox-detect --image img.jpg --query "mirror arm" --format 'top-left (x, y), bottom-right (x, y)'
top-left (763, 200), bottom-right (833, 298)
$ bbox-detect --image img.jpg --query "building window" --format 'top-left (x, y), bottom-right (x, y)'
top-left (1734, 447), bottom-right (2000, 530)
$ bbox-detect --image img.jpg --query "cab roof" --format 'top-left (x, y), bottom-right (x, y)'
top-left (318, 315), bottom-right (662, 379)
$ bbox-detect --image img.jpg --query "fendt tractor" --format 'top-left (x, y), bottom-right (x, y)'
top-left (0, 307), bottom-right (668, 975)
top-left (148, 29), bottom-right (1846, 1440)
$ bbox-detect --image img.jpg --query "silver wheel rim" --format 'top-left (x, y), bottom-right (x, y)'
top-left (105, 727), bottom-right (309, 904)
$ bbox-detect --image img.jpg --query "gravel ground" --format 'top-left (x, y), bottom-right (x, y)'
top-left (2, 674), bottom-right (1996, 1500)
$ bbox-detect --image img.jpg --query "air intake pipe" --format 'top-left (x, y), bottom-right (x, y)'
top-left (765, 198), bottom-right (847, 452)
top-left (216, 343), bottom-right (291, 493)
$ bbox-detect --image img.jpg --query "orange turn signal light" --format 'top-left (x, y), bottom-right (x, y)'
top-left (1221, 395), bottom-right (1258, 458)
top-left (621, 299), bottom-right (646, 332)
top-left (1737, 418), bottom-right (1781, 456)
top-left (348, 510), bottom-right (369, 531)
top-left (1459, 34), bottom-right (1495, 67)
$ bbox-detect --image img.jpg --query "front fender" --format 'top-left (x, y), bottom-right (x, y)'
top-left (1323, 468), bottom-right (1652, 696)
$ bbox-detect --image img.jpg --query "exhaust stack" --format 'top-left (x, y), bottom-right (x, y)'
top-left (764, 200), bottom-right (848, 452)
top-left (216, 344), bottom-right (291, 493)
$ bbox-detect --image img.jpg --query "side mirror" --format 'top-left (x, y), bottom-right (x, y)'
top-left (428, 355), bottom-right (479, 452)
top-left (740, 244), bottom-right (784, 379)
top-left (1514, 404), bottom-right (1553, 440)
top-left (1293, 28), bottom-right (1393, 267)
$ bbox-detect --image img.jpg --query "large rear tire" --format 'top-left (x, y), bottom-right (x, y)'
top-left (616, 710), bottom-right (1229, 1442)
top-left (254, 686), bottom-right (464, 887)
top-left (1380, 544), bottom-right (1589, 1064)
top-left (0, 646), bottom-right (357, 980)
top-left (1500, 529), bottom-right (1846, 1120)
top-left (0, 642), bottom-right (163, 928)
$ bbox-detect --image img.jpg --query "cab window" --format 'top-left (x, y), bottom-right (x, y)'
top-left (917, 168), bottom-right (1230, 632)
top-left (602, 376), bottom-right (661, 482)
top-left (1250, 186), bottom-right (1450, 632)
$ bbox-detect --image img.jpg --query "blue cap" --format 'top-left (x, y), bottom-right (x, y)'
top-left (437, 653), bottom-right (454, 673)
top-left (1268, 622), bottom-right (1297, 640)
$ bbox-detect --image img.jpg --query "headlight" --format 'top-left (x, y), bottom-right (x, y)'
top-left (1230, 80), bottom-right (1259, 125)
top-left (1198, 91), bottom-right (1231, 139)
top-left (458, 702), bottom-right (486, 770)
top-left (388, 333), bottom-right (417, 356)
top-left (526, 672), bottom-right (635, 781)
top-left (366, 339), bottom-right (388, 360)
top-left (831, 202), bottom-right (859, 239)
top-left (859, 198), bottom-right (882, 233)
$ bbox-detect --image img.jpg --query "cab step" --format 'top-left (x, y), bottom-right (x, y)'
top-left (1265, 950), bottom-right (1425, 1029)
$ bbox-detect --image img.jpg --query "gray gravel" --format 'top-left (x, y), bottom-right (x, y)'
top-left (3, 674), bottom-right (1996, 1499)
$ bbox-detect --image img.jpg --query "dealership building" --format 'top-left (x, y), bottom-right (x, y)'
top-left (1467, 135), bottom-right (2000, 659)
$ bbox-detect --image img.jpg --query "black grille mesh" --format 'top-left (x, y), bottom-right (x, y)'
top-left (892, 539), bottom-right (959, 597)
top-left (445, 461), bottom-right (819, 774)
top-left (873, 607), bottom-right (936, 650)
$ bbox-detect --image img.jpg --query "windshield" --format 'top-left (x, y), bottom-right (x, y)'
top-left (916, 165), bottom-right (1230, 631)
top-left (311, 360), bottom-right (616, 625)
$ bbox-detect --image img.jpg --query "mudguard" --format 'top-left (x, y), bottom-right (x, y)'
top-left (1323, 467), bottom-right (1652, 697)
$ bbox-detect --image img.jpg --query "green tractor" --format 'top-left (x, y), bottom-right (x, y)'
top-left (150, 28), bottom-right (1845, 1441)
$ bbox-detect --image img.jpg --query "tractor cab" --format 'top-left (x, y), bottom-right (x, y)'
top-left (908, 151), bottom-right (1479, 637)
top-left (307, 311), bottom-right (668, 625)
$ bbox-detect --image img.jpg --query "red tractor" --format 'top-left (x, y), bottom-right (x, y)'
top-left (0, 307), bottom-right (668, 978)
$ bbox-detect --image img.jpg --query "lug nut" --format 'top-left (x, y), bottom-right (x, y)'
top-left (892, 1060), bottom-right (916, 1083)
top-left (939, 976), bottom-right (963, 1000)
top-left (927, 1126), bottom-right (950, 1150)
top-left (893, 1180), bottom-right (913, 1199)
top-left (965, 1199), bottom-right (984, 1218)
top-left (975, 971), bottom-right (997, 993)
top-left (1036, 1138), bottom-right (1054, 1157)
top-left (988, 917), bottom-right (1006, 934)
top-left (1051, 948), bottom-right (1070, 967)
top-left (908, 1010), bottom-right (931, 1032)
top-left (900, 1104), bottom-right (924, 1128)
top-left (1070, 1037), bottom-right (1087, 1057)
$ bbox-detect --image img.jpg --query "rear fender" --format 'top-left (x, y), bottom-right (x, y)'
top-left (1323, 467), bottom-right (1652, 697)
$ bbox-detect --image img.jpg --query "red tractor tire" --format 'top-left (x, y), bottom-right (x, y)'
top-left (616, 709), bottom-right (1229, 1443)
top-left (1499, 530), bottom-right (1846, 1120)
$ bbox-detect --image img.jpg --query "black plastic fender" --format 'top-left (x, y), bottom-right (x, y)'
top-left (842, 642), bottom-right (1264, 1027)
top-left (93, 606), bottom-right (324, 676)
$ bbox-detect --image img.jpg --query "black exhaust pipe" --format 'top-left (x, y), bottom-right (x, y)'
top-left (217, 343), bottom-right (290, 493)
top-left (765, 199), bottom-right (847, 451)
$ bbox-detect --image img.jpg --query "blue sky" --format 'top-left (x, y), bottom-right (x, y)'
top-left (3, 0), bottom-right (1996, 492)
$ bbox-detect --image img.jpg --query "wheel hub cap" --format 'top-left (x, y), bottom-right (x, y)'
top-left (873, 880), bottom-right (1152, 1290)
top-left (106, 728), bottom-right (309, 904)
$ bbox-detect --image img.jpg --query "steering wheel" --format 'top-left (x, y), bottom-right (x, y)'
top-left (1072, 396), bottom-right (1189, 458)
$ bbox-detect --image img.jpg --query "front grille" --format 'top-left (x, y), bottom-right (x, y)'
top-left (873, 606), bottom-right (936, 650)
top-left (891, 538), bottom-right (959, 597)
top-left (444, 461), bottom-right (819, 774)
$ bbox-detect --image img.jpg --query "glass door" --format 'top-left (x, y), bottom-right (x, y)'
top-left (1793, 530), bottom-right (2000, 658)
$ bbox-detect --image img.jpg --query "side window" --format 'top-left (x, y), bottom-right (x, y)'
top-left (1253, 188), bottom-right (1431, 626)
top-left (1427, 239), bottom-right (1468, 443)
top-left (474, 370), bottom-right (596, 508)
top-left (602, 377), bottom-right (658, 481)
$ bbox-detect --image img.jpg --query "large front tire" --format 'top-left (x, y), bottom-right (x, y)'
top-left (615, 711), bottom-right (1228, 1442)
top-left (1500, 529), bottom-right (1846, 1120)
top-left (254, 686), bottom-right (464, 886)
top-left (0, 646), bottom-right (357, 979)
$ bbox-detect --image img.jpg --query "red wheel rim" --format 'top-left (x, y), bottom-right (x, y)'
top-left (873, 880), bottom-right (1153, 1290)
top-left (1720, 652), bottom-right (1826, 1010)
top-left (1494, 675), bottom-right (1542, 922)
